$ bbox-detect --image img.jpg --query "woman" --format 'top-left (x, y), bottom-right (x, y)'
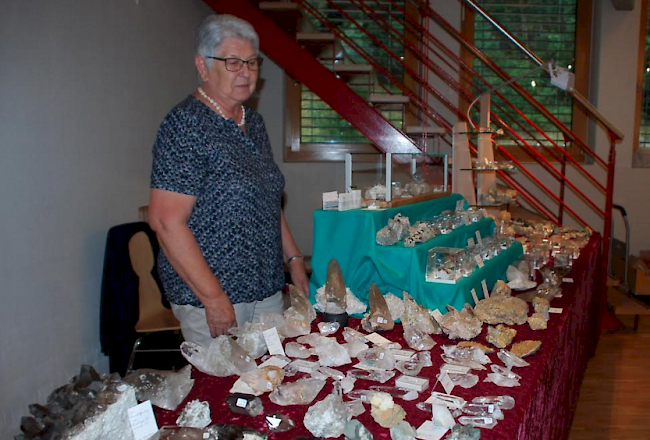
top-left (148, 14), bottom-right (309, 347)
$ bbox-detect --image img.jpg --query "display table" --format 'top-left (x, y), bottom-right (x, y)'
top-left (309, 194), bottom-right (523, 312)
top-left (155, 234), bottom-right (602, 440)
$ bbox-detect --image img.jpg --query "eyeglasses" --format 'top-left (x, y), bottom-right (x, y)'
top-left (206, 56), bottom-right (263, 72)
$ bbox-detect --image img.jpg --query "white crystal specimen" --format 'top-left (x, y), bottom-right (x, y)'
top-left (176, 400), bottom-right (211, 429)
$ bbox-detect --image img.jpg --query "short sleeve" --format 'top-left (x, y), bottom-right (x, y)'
top-left (150, 108), bottom-right (206, 196)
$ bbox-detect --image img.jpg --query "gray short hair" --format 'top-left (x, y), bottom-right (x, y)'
top-left (195, 14), bottom-right (259, 67)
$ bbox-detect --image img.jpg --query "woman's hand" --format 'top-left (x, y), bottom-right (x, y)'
top-left (204, 294), bottom-right (237, 337)
top-left (289, 258), bottom-right (310, 295)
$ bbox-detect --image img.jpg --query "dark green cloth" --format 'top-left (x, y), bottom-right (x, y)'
top-left (309, 194), bottom-right (523, 313)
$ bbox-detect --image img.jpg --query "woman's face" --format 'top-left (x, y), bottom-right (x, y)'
top-left (199, 36), bottom-right (258, 108)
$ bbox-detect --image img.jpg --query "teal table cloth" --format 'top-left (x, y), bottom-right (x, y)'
top-left (309, 194), bottom-right (523, 313)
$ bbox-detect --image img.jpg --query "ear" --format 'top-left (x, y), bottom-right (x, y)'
top-left (195, 54), bottom-right (209, 83)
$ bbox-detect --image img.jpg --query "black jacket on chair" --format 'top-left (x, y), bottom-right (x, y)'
top-left (99, 221), bottom-right (166, 376)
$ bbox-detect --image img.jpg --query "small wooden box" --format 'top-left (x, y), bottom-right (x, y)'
top-left (628, 252), bottom-right (650, 296)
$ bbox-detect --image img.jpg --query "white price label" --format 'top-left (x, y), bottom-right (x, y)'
top-left (562, 277), bottom-right (574, 283)
top-left (475, 230), bottom-right (483, 246)
top-left (549, 307), bottom-right (563, 314)
top-left (236, 398), bottom-right (247, 408)
top-left (474, 254), bottom-right (485, 268)
top-left (481, 279), bottom-right (489, 298)
top-left (439, 369), bottom-right (455, 394)
top-left (471, 288), bottom-right (479, 305)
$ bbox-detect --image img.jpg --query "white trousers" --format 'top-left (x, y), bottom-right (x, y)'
top-left (170, 291), bottom-right (284, 348)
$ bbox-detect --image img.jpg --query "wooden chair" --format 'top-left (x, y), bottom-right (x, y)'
top-left (126, 231), bottom-right (182, 372)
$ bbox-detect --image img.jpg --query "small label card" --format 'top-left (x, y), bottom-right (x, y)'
top-left (322, 191), bottom-right (339, 210)
top-left (259, 356), bottom-right (289, 369)
top-left (431, 308), bottom-right (444, 324)
top-left (438, 369), bottom-right (455, 394)
top-left (128, 401), bottom-right (158, 440)
top-left (562, 277), bottom-right (574, 283)
top-left (474, 254), bottom-right (485, 268)
top-left (463, 213), bottom-right (471, 225)
top-left (262, 328), bottom-right (285, 356)
top-left (441, 363), bottom-right (471, 374)
top-left (365, 332), bottom-right (393, 346)
top-left (395, 375), bottom-right (430, 392)
top-left (416, 421), bottom-right (448, 440)
top-left (481, 279), bottom-right (489, 298)
top-left (549, 307), bottom-right (563, 314)
top-left (467, 237), bottom-right (475, 248)
top-left (475, 230), bottom-right (483, 246)
top-left (471, 288), bottom-right (479, 306)
top-left (456, 199), bottom-right (464, 211)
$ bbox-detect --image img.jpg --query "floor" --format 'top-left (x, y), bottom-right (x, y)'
top-left (568, 314), bottom-right (650, 440)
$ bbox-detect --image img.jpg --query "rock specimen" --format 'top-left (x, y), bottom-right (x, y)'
top-left (370, 392), bottom-right (406, 428)
top-left (510, 340), bottom-right (542, 358)
top-left (226, 393), bottom-right (264, 416)
top-left (439, 305), bottom-right (482, 340)
top-left (527, 312), bottom-right (548, 330)
top-left (486, 324), bottom-right (516, 349)
top-left (492, 280), bottom-right (512, 296)
top-left (18, 365), bottom-right (137, 440)
top-left (474, 295), bottom-right (529, 325)
top-left (323, 259), bottom-right (348, 314)
top-left (444, 424), bottom-right (481, 440)
top-left (124, 364), bottom-right (194, 410)
top-left (532, 296), bottom-right (550, 319)
top-left (265, 412), bottom-right (295, 432)
top-left (240, 366), bottom-right (285, 394)
top-left (304, 385), bottom-right (348, 438)
top-left (284, 284), bottom-right (317, 337)
top-left (344, 419), bottom-right (374, 440)
top-left (176, 400), bottom-right (211, 429)
top-left (269, 378), bottom-right (326, 406)
top-left (390, 421), bottom-right (418, 440)
top-left (385, 293), bottom-right (405, 322)
top-left (457, 341), bottom-right (494, 354)
top-left (181, 336), bottom-right (257, 377)
top-left (402, 292), bottom-right (441, 334)
top-left (362, 283), bottom-right (395, 332)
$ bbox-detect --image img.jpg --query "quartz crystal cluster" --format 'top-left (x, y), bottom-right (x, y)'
top-left (439, 305), bottom-right (483, 340)
top-left (17, 365), bottom-right (138, 440)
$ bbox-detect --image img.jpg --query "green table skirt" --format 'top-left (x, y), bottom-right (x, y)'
top-left (308, 194), bottom-right (523, 313)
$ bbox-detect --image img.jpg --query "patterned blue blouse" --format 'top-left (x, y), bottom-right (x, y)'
top-left (150, 95), bottom-right (286, 306)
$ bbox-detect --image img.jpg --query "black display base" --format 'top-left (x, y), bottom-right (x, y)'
top-left (321, 311), bottom-right (349, 327)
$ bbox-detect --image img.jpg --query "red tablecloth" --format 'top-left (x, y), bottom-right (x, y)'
top-left (156, 234), bottom-right (602, 440)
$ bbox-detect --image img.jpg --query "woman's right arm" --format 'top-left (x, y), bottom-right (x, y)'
top-left (148, 188), bottom-right (237, 336)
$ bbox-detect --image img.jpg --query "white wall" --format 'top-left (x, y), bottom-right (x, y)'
top-left (0, 0), bottom-right (211, 436)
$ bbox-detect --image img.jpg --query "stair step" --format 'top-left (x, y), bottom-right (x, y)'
top-left (405, 125), bottom-right (447, 135)
top-left (332, 63), bottom-right (373, 74)
top-left (368, 94), bottom-right (410, 104)
top-left (259, 1), bottom-right (300, 11)
top-left (296, 32), bottom-right (337, 58)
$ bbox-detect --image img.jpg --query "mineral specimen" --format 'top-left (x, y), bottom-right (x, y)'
top-left (265, 412), bottom-right (295, 432)
top-left (323, 259), bottom-right (348, 314)
top-left (207, 425), bottom-right (268, 440)
top-left (284, 285), bottom-right (317, 337)
top-left (124, 364), bottom-right (194, 410)
top-left (176, 400), bottom-right (211, 429)
top-left (269, 378), bottom-right (326, 406)
top-left (181, 336), bottom-right (257, 377)
top-left (239, 366), bottom-right (285, 394)
top-left (370, 392), bottom-right (406, 428)
top-left (285, 342), bottom-right (312, 359)
top-left (304, 385), bottom-right (349, 438)
top-left (226, 393), bottom-right (264, 416)
top-left (510, 340), bottom-right (542, 358)
top-left (527, 312), bottom-right (548, 330)
top-left (532, 296), bottom-right (550, 319)
top-left (362, 283), bottom-right (395, 332)
top-left (486, 324), bottom-right (516, 349)
top-left (390, 421), bottom-right (418, 440)
top-left (344, 419), bottom-right (374, 440)
top-left (402, 292), bottom-right (441, 334)
top-left (491, 280), bottom-right (511, 297)
top-left (385, 294), bottom-right (405, 322)
top-left (229, 322), bottom-right (271, 359)
top-left (474, 295), bottom-right (529, 326)
top-left (439, 306), bottom-right (482, 340)
top-left (18, 365), bottom-right (137, 440)
top-left (456, 341), bottom-right (494, 354)
top-left (444, 424), bottom-right (481, 440)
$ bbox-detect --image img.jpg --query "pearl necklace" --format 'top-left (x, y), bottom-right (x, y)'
top-left (197, 87), bottom-right (246, 127)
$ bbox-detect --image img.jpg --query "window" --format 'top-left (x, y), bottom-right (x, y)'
top-left (473, 0), bottom-right (578, 148)
top-left (637, 0), bottom-right (650, 148)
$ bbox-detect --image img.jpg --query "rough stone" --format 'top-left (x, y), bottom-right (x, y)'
top-left (474, 295), bottom-right (529, 326)
top-left (486, 324), bottom-right (516, 349)
top-left (527, 312), bottom-right (548, 330)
